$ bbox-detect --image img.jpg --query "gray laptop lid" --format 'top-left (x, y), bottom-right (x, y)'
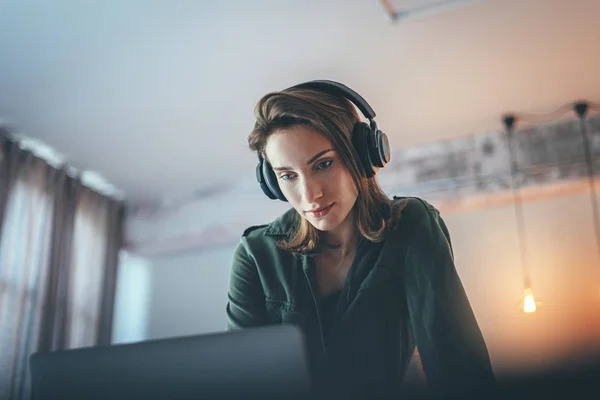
top-left (29, 324), bottom-right (312, 400)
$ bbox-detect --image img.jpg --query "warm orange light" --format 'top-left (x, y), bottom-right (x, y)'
top-left (523, 288), bottom-right (537, 313)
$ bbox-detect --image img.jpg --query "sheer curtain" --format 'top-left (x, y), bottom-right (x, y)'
top-left (0, 134), bottom-right (124, 400)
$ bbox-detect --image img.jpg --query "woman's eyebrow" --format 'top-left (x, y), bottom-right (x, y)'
top-left (272, 148), bottom-right (335, 171)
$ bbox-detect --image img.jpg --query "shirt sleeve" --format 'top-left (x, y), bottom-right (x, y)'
top-left (402, 208), bottom-right (495, 394)
top-left (225, 238), bottom-right (268, 330)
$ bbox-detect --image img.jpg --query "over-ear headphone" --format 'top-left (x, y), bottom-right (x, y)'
top-left (256, 80), bottom-right (391, 202)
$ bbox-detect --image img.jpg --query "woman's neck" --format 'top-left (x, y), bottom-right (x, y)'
top-left (322, 209), bottom-right (359, 257)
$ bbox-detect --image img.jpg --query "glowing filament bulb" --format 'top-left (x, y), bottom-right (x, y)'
top-left (523, 287), bottom-right (537, 313)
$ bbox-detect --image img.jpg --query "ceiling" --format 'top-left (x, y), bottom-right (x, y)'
top-left (1, 0), bottom-right (599, 205)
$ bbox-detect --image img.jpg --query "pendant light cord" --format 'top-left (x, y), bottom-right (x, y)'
top-left (503, 116), bottom-right (531, 287)
top-left (574, 102), bottom-right (600, 265)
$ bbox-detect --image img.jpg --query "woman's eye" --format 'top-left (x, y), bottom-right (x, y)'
top-left (316, 160), bottom-right (333, 170)
top-left (279, 173), bottom-right (294, 181)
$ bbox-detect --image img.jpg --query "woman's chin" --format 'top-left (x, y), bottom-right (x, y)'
top-left (308, 215), bottom-right (342, 232)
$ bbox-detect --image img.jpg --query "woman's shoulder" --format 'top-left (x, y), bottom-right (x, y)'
top-left (390, 196), bottom-right (439, 225)
top-left (384, 196), bottom-right (445, 245)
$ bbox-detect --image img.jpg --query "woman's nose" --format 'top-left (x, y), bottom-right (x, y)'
top-left (301, 177), bottom-right (323, 204)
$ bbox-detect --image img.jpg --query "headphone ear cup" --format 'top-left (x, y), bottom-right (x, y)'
top-left (371, 130), bottom-right (391, 168)
top-left (261, 158), bottom-right (287, 202)
top-left (256, 161), bottom-right (277, 200)
top-left (351, 122), bottom-right (376, 178)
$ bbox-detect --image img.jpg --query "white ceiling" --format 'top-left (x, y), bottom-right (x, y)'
top-left (1, 0), bottom-right (599, 205)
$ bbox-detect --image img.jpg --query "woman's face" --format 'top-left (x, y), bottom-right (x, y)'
top-left (265, 125), bottom-right (358, 232)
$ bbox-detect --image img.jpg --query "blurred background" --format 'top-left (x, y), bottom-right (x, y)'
top-left (1, 0), bottom-right (600, 398)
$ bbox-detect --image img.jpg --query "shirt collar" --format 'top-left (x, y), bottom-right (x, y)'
top-left (264, 207), bottom-right (299, 236)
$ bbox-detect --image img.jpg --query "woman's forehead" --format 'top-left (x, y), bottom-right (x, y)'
top-left (265, 126), bottom-right (335, 167)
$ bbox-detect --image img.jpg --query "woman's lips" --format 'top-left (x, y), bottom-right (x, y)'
top-left (306, 203), bottom-right (334, 219)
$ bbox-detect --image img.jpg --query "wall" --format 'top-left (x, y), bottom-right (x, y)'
top-left (144, 245), bottom-right (236, 340)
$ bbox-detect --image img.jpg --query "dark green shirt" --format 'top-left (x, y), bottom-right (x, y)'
top-left (226, 197), bottom-right (494, 398)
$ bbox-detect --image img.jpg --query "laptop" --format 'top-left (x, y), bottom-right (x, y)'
top-left (29, 324), bottom-right (312, 400)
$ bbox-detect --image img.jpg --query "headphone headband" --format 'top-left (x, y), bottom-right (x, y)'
top-left (287, 80), bottom-right (376, 120)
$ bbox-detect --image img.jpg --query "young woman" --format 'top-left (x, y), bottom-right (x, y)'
top-left (226, 80), bottom-right (495, 398)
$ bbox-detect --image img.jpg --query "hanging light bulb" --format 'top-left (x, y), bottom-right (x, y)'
top-left (523, 287), bottom-right (537, 313)
top-left (522, 277), bottom-right (537, 314)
